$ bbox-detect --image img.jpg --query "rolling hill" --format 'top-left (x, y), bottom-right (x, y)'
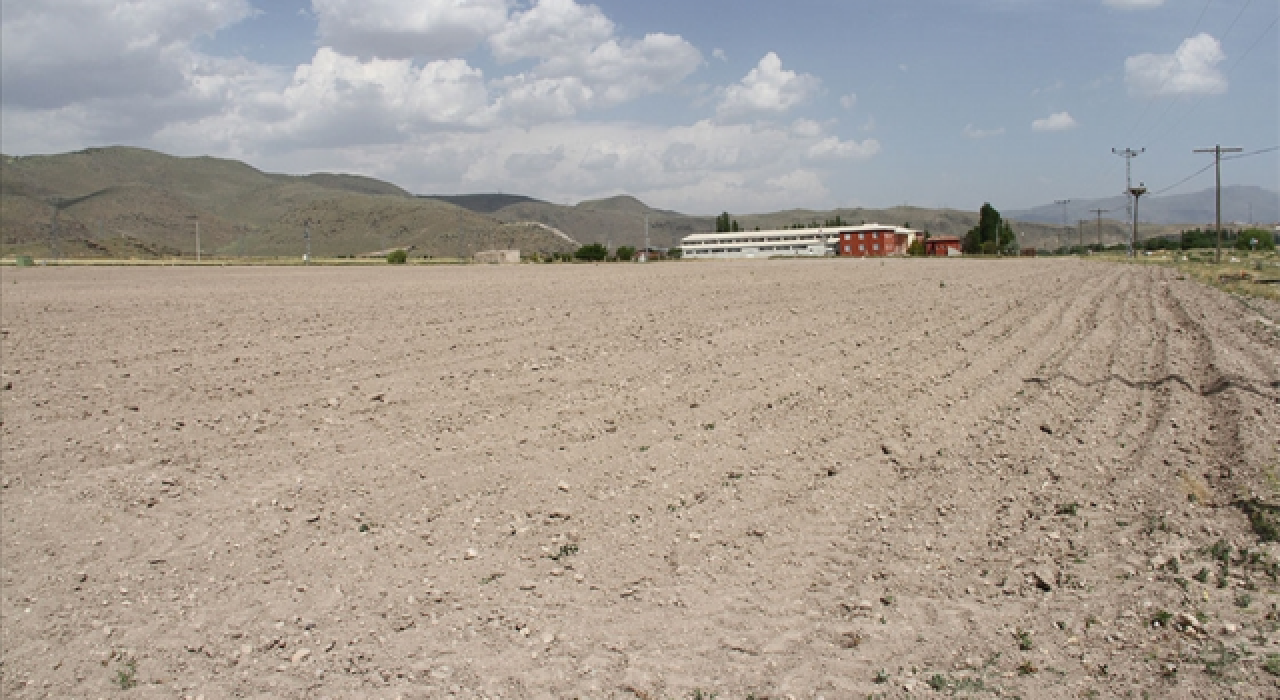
top-left (0, 147), bottom-right (577, 259)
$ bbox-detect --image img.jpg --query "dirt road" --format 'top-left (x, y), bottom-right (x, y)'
top-left (2, 260), bottom-right (1277, 698)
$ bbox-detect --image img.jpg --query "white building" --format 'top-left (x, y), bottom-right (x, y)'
top-left (680, 229), bottom-right (838, 259)
top-left (680, 224), bottom-right (920, 260)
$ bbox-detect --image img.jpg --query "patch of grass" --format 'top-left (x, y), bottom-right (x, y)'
top-left (1208, 539), bottom-right (1232, 564)
top-left (689, 690), bottom-right (717, 700)
top-left (927, 674), bottom-right (949, 691)
top-left (1151, 610), bottom-right (1173, 628)
top-left (1173, 576), bottom-right (1189, 590)
top-left (873, 669), bottom-right (890, 684)
top-left (1017, 660), bottom-right (1038, 676)
top-left (548, 543), bottom-right (578, 561)
top-left (1201, 641), bottom-right (1242, 681)
top-left (480, 572), bottom-right (504, 584)
top-left (1235, 499), bottom-right (1280, 542)
top-left (1056, 502), bottom-right (1079, 516)
top-left (1016, 629), bottom-right (1034, 651)
top-left (113, 660), bottom-right (138, 690)
top-left (1161, 556), bottom-right (1180, 574)
top-left (702, 423), bottom-right (715, 431)
top-left (1264, 654), bottom-right (1280, 677)
top-left (1234, 593), bottom-right (1252, 609)
top-left (1194, 567), bottom-right (1210, 583)
top-left (358, 523), bottom-right (370, 533)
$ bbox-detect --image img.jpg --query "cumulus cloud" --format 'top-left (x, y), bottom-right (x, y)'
top-left (1103, 0), bottom-right (1164, 9)
top-left (505, 146), bottom-right (565, 176)
top-left (1031, 111), bottom-right (1078, 132)
top-left (964, 124), bottom-right (1005, 139)
top-left (487, 0), bottom-right (701, 119)
top-left (1125, 33), bottom-right (1227, 98)
top-left (312, 0), bottom-right (509, 59)
top-left (0, 0), bottom-right (253, 108)
top-left (807, 136), bottom-right (880, 160)
top-left (712, 48), bottom-right (727, 61)
top-left (717, 52), bottom-right (821, 118)
top-left (839, 94), bottom-right (857, 110)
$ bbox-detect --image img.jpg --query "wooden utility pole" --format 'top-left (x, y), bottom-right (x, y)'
top-left (1193, 145), bottom-right (1242, 263)
top-left (1090, 209), bottom-right (1107, 248)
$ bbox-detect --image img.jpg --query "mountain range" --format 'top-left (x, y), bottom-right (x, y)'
top-left (4, 146), bottom-right (1269, 260)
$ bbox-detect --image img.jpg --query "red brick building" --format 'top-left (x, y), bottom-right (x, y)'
top-left (924, 236), bottom-right (962, 256)
top-left (835, 225), bottom-right (916, 257)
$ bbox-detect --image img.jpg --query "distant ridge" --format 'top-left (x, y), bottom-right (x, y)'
top-left (1009, 185), bottom-right (1279, 227)
top-left (420, 193), bottom-right (547, 214)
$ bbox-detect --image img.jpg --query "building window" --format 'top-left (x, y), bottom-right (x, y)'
top-left (873, 243), bottom-right (880, 251)
top-left (859, 244), bottom-right (866, 251)
top-left (858, 233), bottom-right (865, 240)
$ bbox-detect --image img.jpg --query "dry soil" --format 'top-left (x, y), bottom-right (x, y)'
top-left (1, 259), bottom-right (1278, 699)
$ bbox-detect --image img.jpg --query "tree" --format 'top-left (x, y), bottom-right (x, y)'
top-left (616, 245), bottom-right (636, 261)
top-left (716, 212), bottom-right (732, 233)
top-left (963, 203), bottom-right (1014, 254)
top-left (574, 243), bottom-right (608, 261)
top-left (386, 249), bottom-right (408, 264)
top-left (731, 220), bottom-right (741, 232)
top-left (668, 247), bottom-right (683, 259)
top-left (907, 239), bottom-right (926, 256)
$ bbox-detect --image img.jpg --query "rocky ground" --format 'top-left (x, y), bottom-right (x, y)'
top-left (1, 259), bottom-right (1277, 699)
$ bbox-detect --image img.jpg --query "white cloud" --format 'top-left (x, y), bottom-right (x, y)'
top-left (712, 48), bottom-right (727, 62)
top-left (0, 0), bottom-right (253, 108)
top-left (1103, 0), bottom-right (1164, 9)
top-left (807, 136), bottom-right (880, 161)
top-left (1125, 33), bottom-right (1227, 98)
top-left (717, 52), bottom-right (821, 118)
top-left (1030, 80), bottom-right (1063, 97)
top-left (312, 0), bottom-right (509, 59)
top-left (486, 0), bottom-right (701, 119)
top-left (839, 93), bottom-right (857, 110)
top-left (1031, 111), bottom-right (1078, 132)
top-left (964, 124), bottom-right (1005, 139)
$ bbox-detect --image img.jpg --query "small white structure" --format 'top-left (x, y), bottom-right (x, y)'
top-left (473, 249), bottom-right (520, 264)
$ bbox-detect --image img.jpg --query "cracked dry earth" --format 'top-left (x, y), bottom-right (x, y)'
top-left (1, 259), bottom-right (1278, 700)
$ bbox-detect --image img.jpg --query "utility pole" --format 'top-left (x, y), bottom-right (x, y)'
top-left (1113, 148), bottom-right (1144, 228)
top-left (304, 220), bottom-right (311, 265)
top-left (1078, 219), bottom-right (1087, 253)
top-left (1193, 145), bottom-right (1242, 263)
top-left (1054, 199), bottom-right (1070, 255)
top-left (187, 215), bottom-right (200, 263)
top-left (1090, 208), bottom-right (1108, 249)
top-left (643, 214), bottom-right (650, 262)
top-left (1129, 183), bottom-right (1147, 257)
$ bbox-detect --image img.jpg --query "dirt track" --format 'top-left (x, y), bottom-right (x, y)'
top-left (2, 260), bottom-right (1278, 699)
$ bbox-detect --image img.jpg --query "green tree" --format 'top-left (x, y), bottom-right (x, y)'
top-left (616, 245), bottom-right (636, 261)
top-left (574, 243), bottom-right (608, 261)
top-left (963, 203), bottom-right (1014, 254)
top-left (386, 249), bottom-right (408, 264)
top-left (715, 212), bottom-right (732, 233)
top-left (907, 239), bottom-right (926, 256)
top-left (668, 247), bottom-right (683, 259)
top-left (731, 220), bottom-right (741, 232)
top-left (1237, 228), bottom-right (1274, 251)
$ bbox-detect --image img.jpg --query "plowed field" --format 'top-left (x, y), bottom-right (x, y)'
top-left (2, 260), bottom-right (1277, 698)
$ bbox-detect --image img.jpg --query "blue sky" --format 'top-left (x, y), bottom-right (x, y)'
top-left (2, 0), bottom-right (1275, 214)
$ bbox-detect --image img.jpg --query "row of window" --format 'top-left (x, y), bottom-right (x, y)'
top-left (686, 245), bottom-right (815, 254)
top-left (843, 231), bottom-right (894, 241)
top-left (842, 243), bottom-right (882, 253)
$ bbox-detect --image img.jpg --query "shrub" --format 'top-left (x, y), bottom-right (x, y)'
top-left (574, 243), bottom-right (608, 261)
top-left (1236, 228), bottom-right (1274, 251)
top-left (616, 246), bottom-right (636, 261)
top-left (386, 249), bottom-right (408, 264)
top-left (907, 239), bottom-right (926, 256)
